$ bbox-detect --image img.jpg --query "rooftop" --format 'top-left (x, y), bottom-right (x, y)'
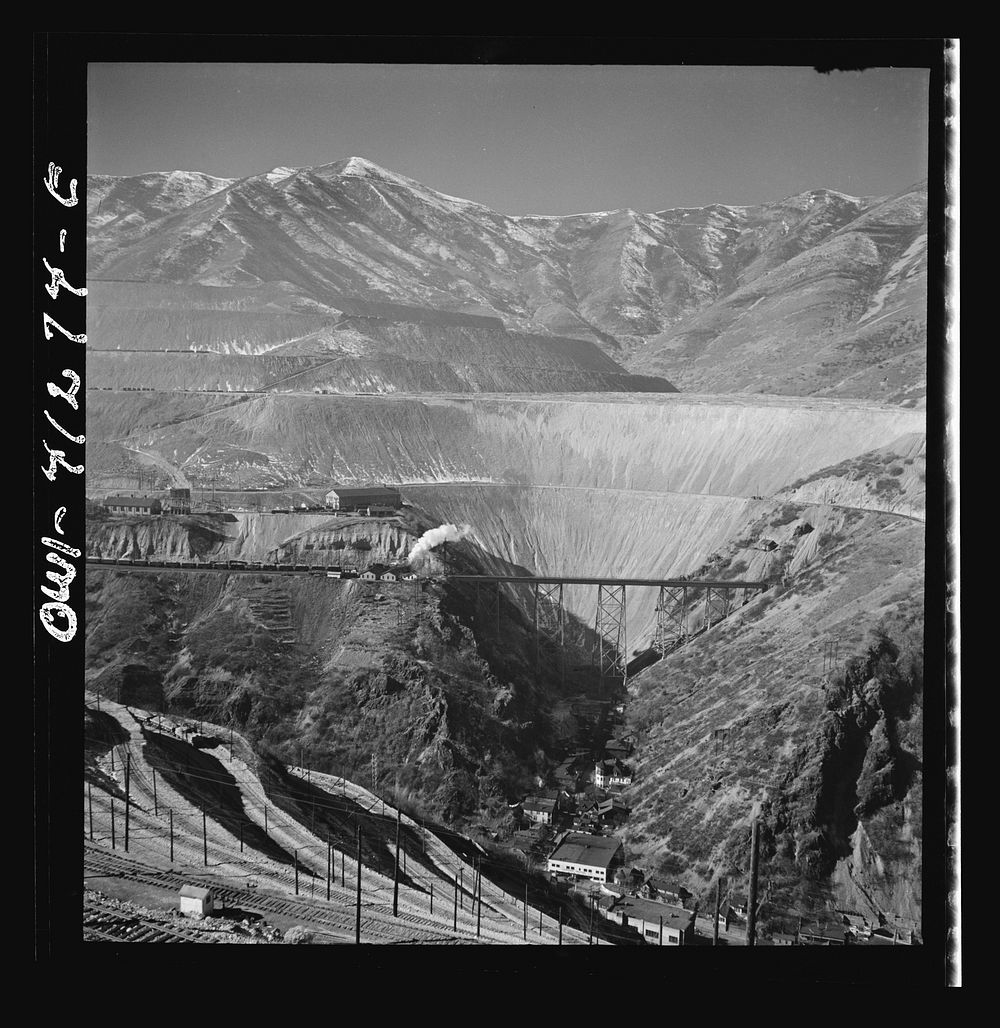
top-left (609, 896), bottom-right (694, 929)
top-left (524, 797), bottom-right (557, 812)
top-left (326, 485), bottom-right (401, 497)
top-left (104, 494), bottom-right (160, 505)
top-left (179, 885), bottom-right (212, 900)
top-left (548, 832), bottom-right (623, 870)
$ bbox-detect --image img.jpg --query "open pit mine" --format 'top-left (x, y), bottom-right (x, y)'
top-left (83, 157), bottom-right (926, 946)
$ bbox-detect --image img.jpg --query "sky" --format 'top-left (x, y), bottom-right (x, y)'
top-left (88, 63), bottom-right (930, 215)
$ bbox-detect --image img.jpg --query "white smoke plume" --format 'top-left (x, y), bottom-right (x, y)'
top-left (407, 523), bottom-right (472, 566)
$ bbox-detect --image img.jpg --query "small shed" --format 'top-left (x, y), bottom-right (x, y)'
top-left (179, 884), bottom-right (214, 917)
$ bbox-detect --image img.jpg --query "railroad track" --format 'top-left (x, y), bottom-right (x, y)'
top-left (84, 897), bottom-right (232, 944)
top-left (84, 843), bottom-right (498, 944)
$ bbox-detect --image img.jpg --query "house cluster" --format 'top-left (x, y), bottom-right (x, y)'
top-left (796, 911), bottom-right (915, 946)
top-left (752, 910), bottom-right (915, 946)
top-left (359, 563), bottom-right (418, 582)
top-left (588, 865), bottom-right (697, 945)
top-left (573, 795), bottom-right (630, 834)
top-left (612, 867), bottom-right (695, 908)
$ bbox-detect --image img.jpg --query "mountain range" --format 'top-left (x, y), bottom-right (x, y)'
top-left (88, 156), bottom-right (927, 401)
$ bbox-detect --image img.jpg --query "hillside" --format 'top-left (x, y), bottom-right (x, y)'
top-left (86, 390), bottom-right (924, 496)
top-left (85, 508), bottom-right (607, 826)
top-left (619, 500), bottom-right (923, 930)
top-left (87, 158), bottom-right (927, 400)
top-left (84, 696), bottom-right (592, 944)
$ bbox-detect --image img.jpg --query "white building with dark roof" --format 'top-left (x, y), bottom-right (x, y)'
top-left (103, 494), bottom-right (162, 516)
top-left (547, 832), bottom-right (624, 884)
top-left (602, 895), bottom-right (695, 945)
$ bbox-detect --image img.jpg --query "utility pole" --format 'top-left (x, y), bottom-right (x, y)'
top-left (169, 808), bottom-right (174, 863)
top-left (430, 883), bottom-right (434, 916)
top-left (264, 804), bottom-right (268, 834)
top-left (747, 818), bottom-right (760, 948)
top-left (295, 849), bottom-right (299, 895)
top-left (124, 754), bottom-right (130, 852)
top-left (393, 807), bottom-right (401, 917)
top-left (714, 878), bottom-right (722, 946)
top-left (152, 768), bottom-right (157, 816)
top-left (355, 826), bottom-right (362, 944)
top-left (659, 915), bottom-right (663, 946)
top-left (110, 799), bottom-right (116, 850)
top-left (341, 848), bottom-right (345, 889)
top-left (87, 783), bottom-right (93, 841)
top-left (239, 821), bottom-right (244, 853)
top-left (459, 867), bottom-right (463, 910)
top-left (558, 906), bottom-right (563, 945)
top-left (524, 884), bottom-right (528, 940)
top-left (326, 835), bottom-right (331, 901)
top-left (476, 862), bottom-right (482, 939)
top-left (453, 872), bottom-right (458, 932)
top-left (539, 904), bottom-right (543, 937)
top-left (202, 810), bottom-right (208, 866)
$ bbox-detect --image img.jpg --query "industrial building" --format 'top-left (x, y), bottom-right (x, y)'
top-left (324, 485), bottom-right (401, 511)
top-left (546, 832), bottom-right (624, 884)
top-left (103, 495), bottom-right (162, 516)
top-left (162, 487), bottom-right (192, 515)
top-left (600, 895), bottom-right (695, 945)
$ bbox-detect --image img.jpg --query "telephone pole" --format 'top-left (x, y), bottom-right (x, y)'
top-left (747, 818), bottom-right (760, 948)
top-left (355, 825), bottom-right (362, 944)
top-left (124, 754), bottom-right (131, 852)
top-left (714, 878), bottom-right (722, 946)
top-left (393, 807), bottom-right (401, 916)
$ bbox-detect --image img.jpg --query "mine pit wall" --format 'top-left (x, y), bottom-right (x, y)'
top-left (88, 392), bottom-right (925, 497)
top-left (405, 485), bottom-right (764, 644)
top-left (87, 394), bottom-right (925, 647)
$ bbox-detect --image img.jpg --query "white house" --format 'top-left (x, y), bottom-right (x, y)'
top-left (179, 885), bottom-right (214, 917)
top-left (594, 759), bottom-right (633, 789)
top-left (522, 797), bottom-right (557, 825)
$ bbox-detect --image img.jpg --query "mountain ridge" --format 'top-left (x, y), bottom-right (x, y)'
top-left (88, 156), bottom-right (927, 401)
